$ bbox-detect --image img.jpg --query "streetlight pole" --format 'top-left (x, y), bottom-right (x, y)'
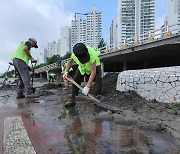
top-left (74, 13), bottom-right (88, 45)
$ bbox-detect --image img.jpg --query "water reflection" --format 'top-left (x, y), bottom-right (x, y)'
top-left (61, 104), bottom-right (179, 153)
top-left (62, 106), bottom-right (103, 153)
top-left (16, 98), bottom-right (36, 125)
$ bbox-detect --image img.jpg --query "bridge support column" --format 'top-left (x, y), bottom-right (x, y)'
top-left (164, 62), bottom-right (168, 67)
top-left (101, 62), bottom-right (104, 78)
top-left (46, 70), bottom-right (49, 81)
top-left (123, 61), bottom-right (127, 71)
top-left (144, 62), bottom-right (148, 68)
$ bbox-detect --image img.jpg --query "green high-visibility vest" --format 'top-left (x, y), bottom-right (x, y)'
top-left (13, 41), bottom-right (31, 64)
top-left (71, 46), bottom-right (100, 75)
top-left (50, 73), bottom-right (56, 78)
top-left (61, 64), bottom-right (73, 73)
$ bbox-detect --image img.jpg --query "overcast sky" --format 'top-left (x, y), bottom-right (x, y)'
top-left (0, 0), bottom-right (168, 74)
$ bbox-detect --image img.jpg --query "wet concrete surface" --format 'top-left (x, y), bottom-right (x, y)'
top-left (0, 82), bottom-right (180, 153)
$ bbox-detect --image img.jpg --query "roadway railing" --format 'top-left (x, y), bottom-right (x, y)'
top-left (99, 22), bottom-right (180, 53)
top-left (35, 62), bottom-right (60, 74)
top-left (35, 22), bottom-right (180, 74)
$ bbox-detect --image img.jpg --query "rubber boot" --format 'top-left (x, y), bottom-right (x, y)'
top-left (16, 93), bottom-right (25, 99)
top-left (64, 95), bottom-right (76, 107)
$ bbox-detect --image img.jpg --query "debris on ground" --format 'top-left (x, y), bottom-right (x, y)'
top-left (38, 83), bottom-right (63, 90)
top-left (0, 84), bottom-right (17, 91)
top-left (37, 90), bottom-right (55, 96)
top-left (102, 73), bottom-right (119, 95)
top-left (100, 73), bottom-right (180, 116)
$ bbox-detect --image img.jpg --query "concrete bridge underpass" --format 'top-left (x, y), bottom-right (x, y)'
top-left (101, 35), bottom-right (180, 72)
top-left (34, 23), bottom-right (180, 79)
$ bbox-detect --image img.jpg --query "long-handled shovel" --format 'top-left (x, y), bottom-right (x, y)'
top-left (30, 62), bottom-right (37, 94)
top-left (66, 76), bottom-right (109, 109)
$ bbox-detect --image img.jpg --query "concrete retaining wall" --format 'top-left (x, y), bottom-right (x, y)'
top-left (116, 66), bottom-right (180, 103)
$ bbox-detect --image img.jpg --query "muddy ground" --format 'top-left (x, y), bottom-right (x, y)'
top-left (95, 73), bottom-right (180, 145)
top-left (0, 74), bottom-right (180, 152)
top-left (87, 72), bottom-right (180, 145)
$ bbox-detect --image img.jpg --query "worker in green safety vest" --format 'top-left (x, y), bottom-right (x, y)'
top-left (12, 38), bottom-right (38, 99)
top-left (49, 73), bottom-right (56, 83)
top-left (63, 43), bottom-right (102, 107)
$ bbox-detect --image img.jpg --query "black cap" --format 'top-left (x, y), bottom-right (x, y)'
top-left (73, 43), bottom-right (90, 64)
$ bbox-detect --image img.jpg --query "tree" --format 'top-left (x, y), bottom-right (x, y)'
top-left (62, 52), bottom-right (71, 60)
top-left (35, 52), bottom-right (71, 69)
top-left (98, 38), bottom-right (106, 48)
top-left (47, 54), bottom-right (61, 65)
top-left (1, 70), bottom-right (16, 78)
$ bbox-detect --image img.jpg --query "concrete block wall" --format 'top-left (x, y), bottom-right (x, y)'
top-left (116, 66), bottom-right (180, 103)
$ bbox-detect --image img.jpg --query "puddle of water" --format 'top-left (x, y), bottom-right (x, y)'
top-left (100, 121), bottom-right (180, 153)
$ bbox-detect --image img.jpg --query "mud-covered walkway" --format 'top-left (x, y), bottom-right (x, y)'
top-left (0, 75), bottom-right (180, 153)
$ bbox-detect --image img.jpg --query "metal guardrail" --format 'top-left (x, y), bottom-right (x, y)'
top-left (35, 62), bottom-right (60, 73)
top-left (99, 22), bottom-right (180, 53)
top-left (35, 58), bottom-right (71, 73)
top-left (35, 22), bottom-right (180, 74)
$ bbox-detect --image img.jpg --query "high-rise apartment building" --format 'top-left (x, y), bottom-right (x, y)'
top-left (71, 17), bottom-right (86, 48)
top-left (71, 6), bottom-right (102, 48)
top-left (110, 17), bottom-right (118, 45)
top-left (117, 0), bottom-right (155, 44)
top-left (60, 26), bottom-right (71, 56)
top-left (46, 40), bottom-right (61, 58)
top-left (138, 0), bottom-right (155, 35)
top-left (168, 0), bottom-right (180, 26)
top-left (38, 46), bottom-right (46, 64)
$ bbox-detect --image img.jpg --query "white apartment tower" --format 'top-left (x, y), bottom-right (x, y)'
top-left (71, 17), bottom-right (86, 47)
top-left (118, 0), bottom-right (155, 44)
top-left (38, 46), bottom-right (46, 64)
top-left (71, 6), bottom-right (102, 48)
top-left (168, 0), bottom-right (180, 26)
top-left (60, 26), bottom-right (71, 56)
top-left (86, 6), bottom-right (102, 48)
top-left (46, 40), bottom-right (61, 58)
top-left (110, 17), bottom-right (118, 45)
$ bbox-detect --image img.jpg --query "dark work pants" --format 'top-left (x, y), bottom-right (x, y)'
top-left (49, 76), bottom-right (54, 83)
top-left (13, 58), bottom-right (32, 95)
top-left (72, 66), bottom-right (102, 96)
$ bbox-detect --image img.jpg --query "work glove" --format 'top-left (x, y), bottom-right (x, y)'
top-left (30, 57), bottom-right (37, 63)
top-left (82, 86), bottom-right (90, 96)
top-left (63, 72), bottom-right (69, 80)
